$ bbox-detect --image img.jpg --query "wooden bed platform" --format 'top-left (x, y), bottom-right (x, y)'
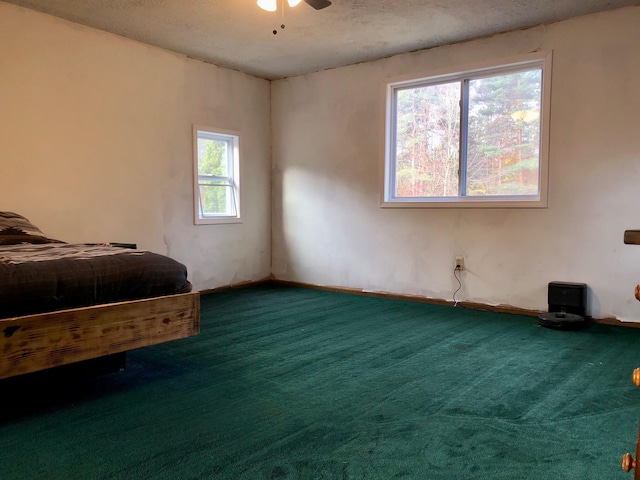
top-left (0, 291), bottom-right (200, 380)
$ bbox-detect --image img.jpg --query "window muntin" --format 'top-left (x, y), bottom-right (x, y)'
top-left (193, 126), bottom-right (241, 224)
top-left (384, 52), bottom-right (551, 208)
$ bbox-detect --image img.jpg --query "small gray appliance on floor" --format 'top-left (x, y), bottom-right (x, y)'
top-left (537, 281), bottom-right (588, 329)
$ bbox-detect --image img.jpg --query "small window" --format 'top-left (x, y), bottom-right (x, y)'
top-left (193, 126), bottom-right (241, 225)
top-left (383, 51), bottom-right (552, 208)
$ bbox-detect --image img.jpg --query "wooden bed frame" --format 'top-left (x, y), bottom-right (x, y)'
top-left (0, 291), bottom-right (200, 380)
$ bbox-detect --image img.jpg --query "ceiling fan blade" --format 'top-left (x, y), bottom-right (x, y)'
top-left (304, 0), bottom-right (332, 10)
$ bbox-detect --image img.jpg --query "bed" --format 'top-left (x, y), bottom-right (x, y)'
top-left (0, 212), bottom-right (200, 379)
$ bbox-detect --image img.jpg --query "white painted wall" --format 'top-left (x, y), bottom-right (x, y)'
top-left (3, 2), bottom-right (639, 321)
top-left (0, 2), bottom-right (272, 291)
top-left (271, 7), bottom-right (640, 322)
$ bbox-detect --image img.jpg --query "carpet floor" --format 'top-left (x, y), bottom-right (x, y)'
top-left (1, 284), bottom-right (639, 479)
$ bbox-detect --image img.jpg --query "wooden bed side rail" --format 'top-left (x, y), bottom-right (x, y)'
top-left (0, 291), bottom-right (200, 380)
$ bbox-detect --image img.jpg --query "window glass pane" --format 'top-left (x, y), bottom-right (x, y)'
top-left (197, 136), bottom-right (230, 177)
top-left (395, 81), bottom-right (460, 197)
top-left (193, 127), bottom-right (240, 224)
top-left (198, 182), bottom-right (236, 217)
top-left (466, 69), bottom-right (542, 196)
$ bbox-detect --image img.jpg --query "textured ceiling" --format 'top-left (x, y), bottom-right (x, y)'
top-left (4, 0), bottom-right (639, 79)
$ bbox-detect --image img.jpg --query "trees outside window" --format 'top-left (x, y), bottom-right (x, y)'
top-left (384, 51), bottom-right (551, 208)
top-left (193, 127), bottom-right (241, 225)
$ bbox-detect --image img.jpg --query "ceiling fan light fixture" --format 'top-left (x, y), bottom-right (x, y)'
top-left (288, 0), bottom-right (303, 6)
top-left (257, 0), bottom-right (277, 12)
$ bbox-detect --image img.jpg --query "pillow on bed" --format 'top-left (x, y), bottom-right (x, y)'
top-left (0, 212), bottom-right (63, 245)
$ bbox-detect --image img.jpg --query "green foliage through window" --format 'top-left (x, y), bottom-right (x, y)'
top-left (386, 53), bottom-right (550, 206)
top-left (194, 128), bottom-right (240, 223)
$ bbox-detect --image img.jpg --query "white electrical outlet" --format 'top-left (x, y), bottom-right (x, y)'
top-left (455, 256), bottom-right (464, 271)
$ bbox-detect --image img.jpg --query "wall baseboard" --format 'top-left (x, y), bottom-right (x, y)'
top-left (202, 277), bottom-right (640, 329)
top-left (198, 275), bottom-right (274, 296)
top-left (271, 279), bottom-right (544, 316)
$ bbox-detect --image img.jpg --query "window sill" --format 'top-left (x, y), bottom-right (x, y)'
top-left (381, 195), bottom-right (547, 209)
top-left (195, 217), bottom-right (243, 225)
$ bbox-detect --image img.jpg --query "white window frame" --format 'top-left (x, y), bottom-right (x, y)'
top-left (382, 51), bottom-right (552, 208)
top-left (193, 125), bottom-right (242, 225)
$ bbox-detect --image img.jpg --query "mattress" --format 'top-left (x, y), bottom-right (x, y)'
top-left (0, 243), bottom-right (192, 319)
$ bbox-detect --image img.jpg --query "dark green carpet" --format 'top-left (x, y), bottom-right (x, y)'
top-left (1, 284), bottom-right (640, 479)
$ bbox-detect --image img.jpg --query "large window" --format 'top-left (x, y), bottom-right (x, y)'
top-left (383, 51), bottom-right (552, 208)
top-left (193, 126), bottom-right (241, 225)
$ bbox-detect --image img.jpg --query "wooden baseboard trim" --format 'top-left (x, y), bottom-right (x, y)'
top-left (589, 316), bottom-right (640, 328)
top-left (270, 279), bottom-right (542, 316)
top-left (271, 279), bottom-right (453, 306)
top-left (199, 278), bottom-right (640, 329)
top-left (198, 275), bottom-right (274, 296)
top-left (269, 279), bottom-right (640, 329)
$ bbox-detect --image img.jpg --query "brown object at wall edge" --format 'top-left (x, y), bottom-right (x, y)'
top-left (624, 230), bottom-right (640, 245)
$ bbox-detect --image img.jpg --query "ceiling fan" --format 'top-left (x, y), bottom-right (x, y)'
top-left (301, 0), bottom-right (332, 9)
top-left (257, 0), bottom-right (332, 12)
